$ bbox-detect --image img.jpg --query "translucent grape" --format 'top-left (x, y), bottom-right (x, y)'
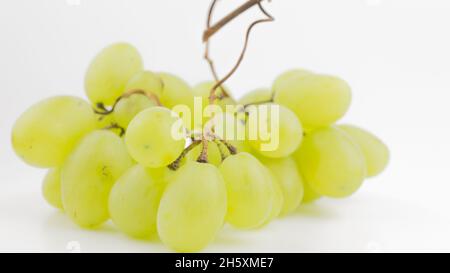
top-left (295, 127), bottom-right (366, 198)
top-left (157, 73), bottom-right (195, 130)
top-left (260, 157), bottom-right (304, 215)
top-left (42, 168), bottom-right (63, 210)
top-left (85, 43), bottom-right (143, 106)
top-left (274, 74), bottom-right (352, 130)
top-left (247, 104), bottom-right (303, 158)
top-left (265, 168), bottom-right (284, 222)
top-left (339, 124), bottom-right (390, 178)
top-left (157, 161), bottom-right (227, 252)
top-left (12, 96), bottom-right (96, 168)
top-left (61, 130), bottom-right (133, 228)
top-left (301, 178), bottom-right (322, 204)
top-left (109, 165), bottom-right (166, 239)
top-left (219, 153), bottom-right (274, 229)
top-left (272, 69), bottom-right (311, 94)
top-left (125, 71), bottom-right (164, 98)
top-left (125, 107), bottom-right (186, 168)
top-left (114, 94), bottom-right (157, 128)
top-left (95, 113), bottom-right (116, 129)
top-left (238, 88), bottom-right (273, 105)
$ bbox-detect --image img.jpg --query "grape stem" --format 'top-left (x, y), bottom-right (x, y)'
top-left (197, 138), bottom-right (210, 163)
top-left (94, 89), bottom-right (162, 115)
top-left (168, 140), bottom-right (202, 171)
top-left (214, 140), bottom-right (229, 161)
top-left (102, 123), bottom-right (126, 137)
top-left (203, 0), bottom-right (275, 105)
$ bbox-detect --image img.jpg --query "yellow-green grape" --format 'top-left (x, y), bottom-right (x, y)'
top-left (42, 168), bottom-right (63, 210)
top-left (109, 165), bottom-right (166, 239)
top-left (61, 130), bottom-right (133, 228)
top-left (265, 168), bottom-right (284, 222)
top-left (125, 107), bottom-right (186, 168)
top-left (158, 161), bottom-right (227, 252)
top-left (125, 71), bottom-right (164, 98)
top-left (301, 179), bottom-right (321, 204)
top-left (339, 124), bottom-right (390, 178)
top-left (219, 153), bottom-right (274, 229)
top-left (260, 157), bottom-right (304, 216)
top-left (238, 88), bottom-right (273, 105)
top-left (274, 74), bottom-right (352, 131)
top-left (114, 94), bottom-right (157, 128)
top-left (157, 72), bottom-right (195, 130)
top-left (186, 142), bottom-right (223, 167)
top-left (295, 127), bottom-right (366, 198)
top-left (272, 69), bottom-right (311, 94)
top-left (85, 43), bottom-right (143, 106)
top-left (247, 104), bottom-right (303, 158)
top-left (95, 113), bottom-right (116, 129)
top-left (12, 96), bottom-right (96, 168)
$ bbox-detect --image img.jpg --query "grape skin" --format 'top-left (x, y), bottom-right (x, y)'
top-left (247, 104), bottom-right (303, 158)
top-left (61, 130), bottom-right (133, 228)
top-left (157, 72), bottom-right (196, 130)
top-left (12, 96), bottom-right (96, 168)
top-left (272, 69), bottom-right (311, 94)
top-left (125, 107), bottom-right (186, 168)
top-left (85, 43), bottom-right (143, 106)
top-left (339, 124), bottom-right (390, 178)
top-left (238, 88), bottom-right (273, 105)
top-left (109, 165), bottom-right (166, 239)
top-left (219, 153), bottom-right (274, 229)
top-left (125, 70), bottom-right (164, 98)
top-left (114, 94), bottom-right (157, 129)
top-left (157, 161), bottom-right (227, 252)
top-left (42, 168), bottom-right (63, 210)
top-left (260, 156), bottom-right (304, 215)
top-left (274, 74), bottom-right (352, 131)
top-left (295, 127), bottom-right (366, 198)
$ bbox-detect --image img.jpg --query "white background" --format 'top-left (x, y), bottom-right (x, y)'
top-left (1, 0), bottom-right (450, 252)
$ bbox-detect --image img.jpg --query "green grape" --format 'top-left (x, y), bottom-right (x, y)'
top-left (109, 165), bottom-right (166, 239)
top-left (114, 93), bottom-right (157, 128)
top-left (219, 153), bottom-right (274, 229)
top-left (186, 142), bottom-right (223, 167)
top-left (265, 168), bottom-right (284, 222)
top-left (157, 72), bottom-right (195, 130)
top-left (247, 104), bottom-right (303, 158)
top-left (272, 69), bottom-right (311, 94)
top-left (85, 43), bottom-right (143, 106)
top-left (95, 113), bottom-right (116, 129)
top-left (238, 88), bottom-right (273, 105)
top-left (61, 130), bottom-right (133, 228)
top-left (125, 107), bottom-right (186, 168)
top-left (274, 74), bottom-right (352, 131)
top-left (294, 127), bottom-right (366, 198)
top-left (125, 71), bottom-right (164, 98)
top-left (12, 96), bottom-right (96, 168)
top-left (301, 179), bottom-right (321, 204)
top-left (259, 157), bottom-right (304, 216)
top-left (339, 124), bottom-right (390, 178)
top-left (158, 161), bottom-right (227, 252)
top-left (42, 168), bottom-right (63, 210)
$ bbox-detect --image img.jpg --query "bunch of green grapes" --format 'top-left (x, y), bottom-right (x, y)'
top-left (12, 43), bottom-right (390, 253)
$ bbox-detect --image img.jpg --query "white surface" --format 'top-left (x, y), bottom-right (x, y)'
top-left (1, 0), bottom-right (450, 252)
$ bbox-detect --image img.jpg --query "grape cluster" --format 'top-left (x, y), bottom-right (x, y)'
top-left (12, 43), bottom-right (389, 252)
